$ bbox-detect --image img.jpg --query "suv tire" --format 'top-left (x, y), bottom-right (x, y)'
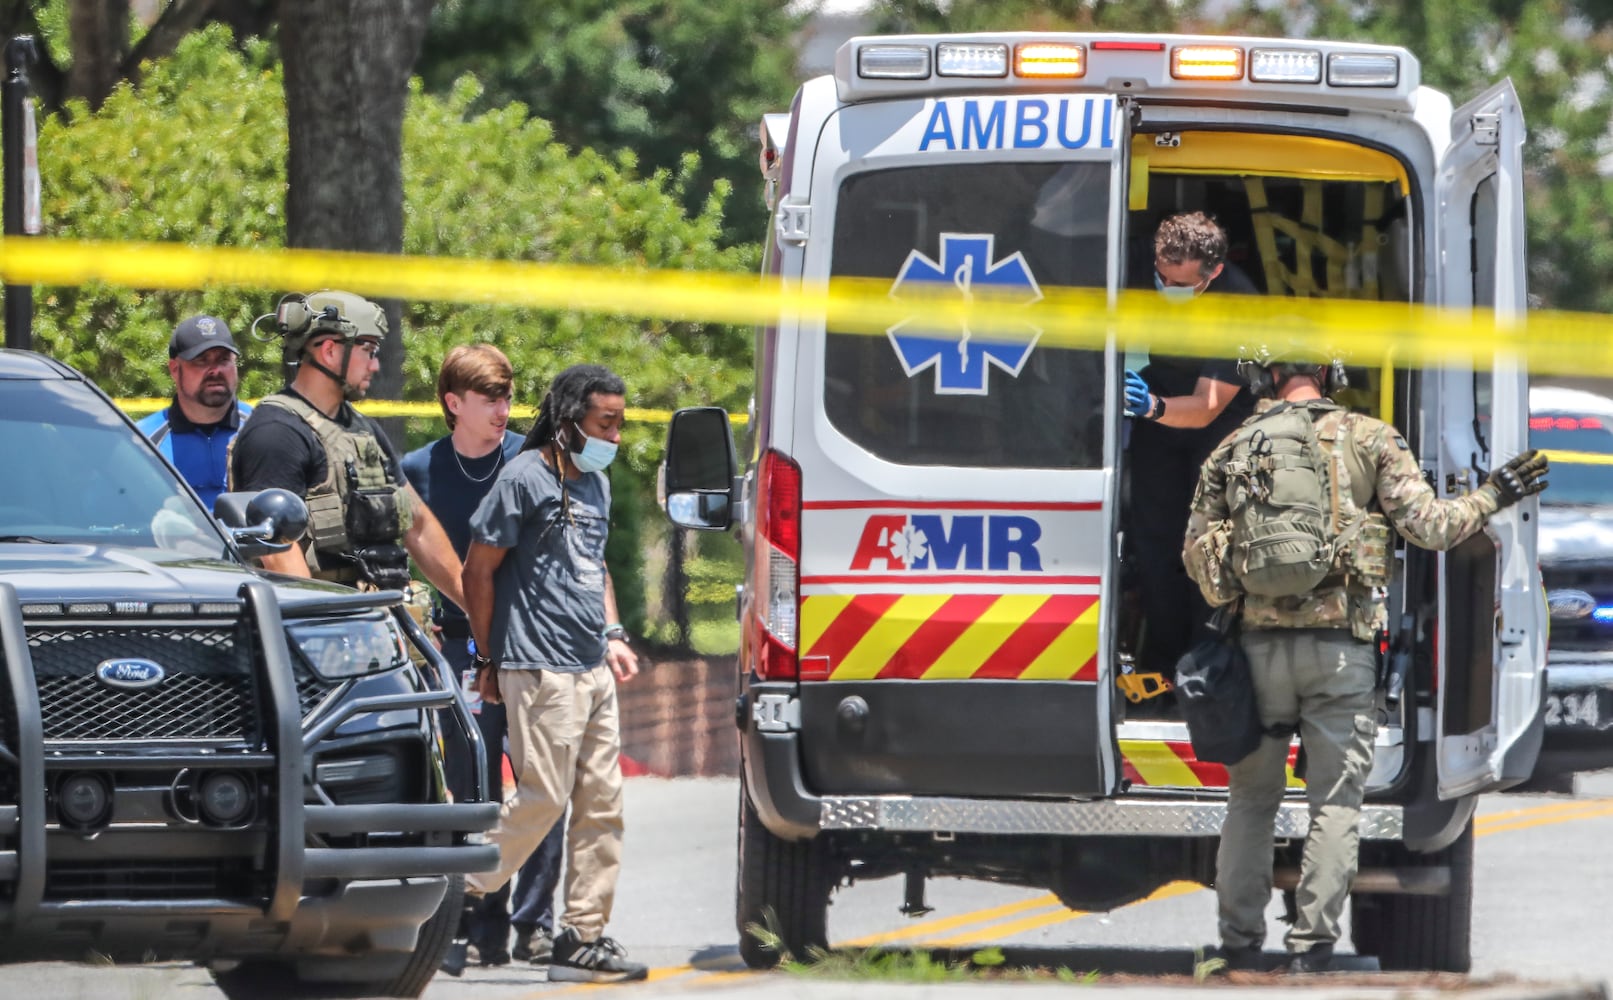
top-left (736, 777), bottom-right (833, 969)
top-left (211, 875), bottom-right (465, 998)
top-left (1349, 820), bottom-right (1473, 972)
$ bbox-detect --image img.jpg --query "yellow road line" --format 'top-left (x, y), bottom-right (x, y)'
top-left (1476, 797), bottom-right (1613, 826)
top-left (922, 880), bottom-right (1203, 948)
top-left (534, 795), bottom-right (1613, 993)
top-left (840, 892), bottom-right (1062, 947)
top-left (1477, 801), bottom-right (1613, 836)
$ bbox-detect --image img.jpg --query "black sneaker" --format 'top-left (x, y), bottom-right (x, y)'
top-left (514, 928), bottom-right (554, 965)
top-left (548, 928), bottom-right (648, 983)
top-left (472, 940), bottom-right (511, 967)
top-left (1217, 942), bottom-right (1265, 972)
top-left (439, 940), bottom-right (469, 978)
top-left (1287, 943), bottom-right (1334, 974)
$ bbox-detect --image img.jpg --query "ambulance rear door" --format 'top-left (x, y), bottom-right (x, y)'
top-left (1433, 79), bottom-right (1547, 798)
top-left (790, 91), bottom-right (1126, 800)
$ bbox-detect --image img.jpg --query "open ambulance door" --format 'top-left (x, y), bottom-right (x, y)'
top-left (1433, 79), bottom-right (1547, 799)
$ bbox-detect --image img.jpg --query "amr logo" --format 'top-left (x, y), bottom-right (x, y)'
top-left (849, 514), bottom-right (1044, 572)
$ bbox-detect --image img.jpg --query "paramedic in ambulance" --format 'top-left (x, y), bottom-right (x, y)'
top-left (1123, 212), bottom-right (1257, 680)
top-left (1182, 341), bottom-right (1549, 974)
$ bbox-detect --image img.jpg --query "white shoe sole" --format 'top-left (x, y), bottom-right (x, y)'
top-left (547, 965), bottom-right (649, 983)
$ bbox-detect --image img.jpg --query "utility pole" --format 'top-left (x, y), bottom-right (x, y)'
top-left (3, 36), bottom-right (41, 351)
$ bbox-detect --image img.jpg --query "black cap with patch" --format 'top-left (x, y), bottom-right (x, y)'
top-left (169, 315), bottom-right (239, 361)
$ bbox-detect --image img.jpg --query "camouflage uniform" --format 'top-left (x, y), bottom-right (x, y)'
top-left (1182, 399), bottom-right (1502, 958)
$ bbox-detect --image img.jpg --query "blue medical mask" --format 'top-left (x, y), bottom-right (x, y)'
top-left (1154, 270), bottom-right (1202, 303)
top-left (572, 432), bottom-right (618, 473)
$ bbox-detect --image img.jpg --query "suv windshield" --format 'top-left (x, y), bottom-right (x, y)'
top-left (824, 161), bottom-right (1109, 469)
top-left (0, 378), bottom-right (228, 559)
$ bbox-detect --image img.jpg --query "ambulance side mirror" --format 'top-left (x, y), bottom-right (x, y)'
top-left (660, 407), bottom-right (737, 532)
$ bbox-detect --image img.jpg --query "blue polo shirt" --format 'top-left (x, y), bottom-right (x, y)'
top-left (136, 398), bottom-right (253, 512)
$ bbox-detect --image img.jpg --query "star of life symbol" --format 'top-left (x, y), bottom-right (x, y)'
top-left (889, 522), bottom-right (928, 566)
top-left (886, 233), bottom-right (1043, 395)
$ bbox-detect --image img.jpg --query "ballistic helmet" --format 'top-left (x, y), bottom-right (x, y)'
top-left (276, 290), bottom-right (388, 357)
top-left (1239, 335), bottom-right (1349, 397)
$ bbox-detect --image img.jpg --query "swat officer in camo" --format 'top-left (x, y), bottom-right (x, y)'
top-left (229, 290), bottom-right (465, 608)
top-left (1181, 341), bottom-right (1549, 974)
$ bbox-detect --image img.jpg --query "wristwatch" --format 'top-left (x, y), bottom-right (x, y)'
top-left (603, 624), bottom-right (629, 643)
top-left (472, 653), bottom-right (495, 671)
top-left (1146, 395), bottom-right (1168, 421)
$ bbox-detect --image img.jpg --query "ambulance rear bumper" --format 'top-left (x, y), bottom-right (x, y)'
top-left (744, 722), bottom-right (1404, 842)
top-left (818, 794), bottom-right (1405, 840)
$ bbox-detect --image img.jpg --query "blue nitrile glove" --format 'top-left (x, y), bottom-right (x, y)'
top-left (1123, 369), bottom-right (1153, 418)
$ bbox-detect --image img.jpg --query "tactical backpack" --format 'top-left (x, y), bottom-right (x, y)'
top-left (1223, 400), bottom-right (1357, 597)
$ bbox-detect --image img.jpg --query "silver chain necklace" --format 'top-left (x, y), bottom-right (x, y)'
top-left (452, 441), bottom-right (504, 483)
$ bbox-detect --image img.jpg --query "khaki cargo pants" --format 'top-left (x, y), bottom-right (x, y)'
top-left (467, 664), bottom-right (624, 940)
top-left (1216, 627), bottom-right (1377, 955)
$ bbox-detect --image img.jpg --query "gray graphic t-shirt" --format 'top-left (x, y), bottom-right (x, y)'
top-left (469, 450), bottom-right (611, 673)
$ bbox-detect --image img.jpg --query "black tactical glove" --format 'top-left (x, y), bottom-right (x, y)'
top-left (1486, 449), bottom-right (1549, 507)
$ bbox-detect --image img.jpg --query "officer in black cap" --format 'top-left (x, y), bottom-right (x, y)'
top-left (136, 315), bottom-right (253, 511)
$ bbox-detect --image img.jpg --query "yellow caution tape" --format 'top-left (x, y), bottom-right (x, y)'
top-left (10, 237), bottom-right (1613, 378)
top-left (1541, 449), bottom-right (1613, 467)
top-left (110, 396), bottom-right (734, 425)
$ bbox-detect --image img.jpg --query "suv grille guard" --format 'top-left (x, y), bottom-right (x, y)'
top-left (0, 580), bottom-right (497, 924)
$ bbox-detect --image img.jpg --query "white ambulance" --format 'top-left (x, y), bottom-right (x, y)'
top-left (660, 30), bottom-right (1544, 973)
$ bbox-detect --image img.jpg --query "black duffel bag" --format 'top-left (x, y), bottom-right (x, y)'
top-left (1173, 606), bottom-right (1264, 766)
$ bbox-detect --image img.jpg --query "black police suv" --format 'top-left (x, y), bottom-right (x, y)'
top-left (0, 350), bottom-right (495, 997)
top-left (1532, 385), bottom-right (1613, 788)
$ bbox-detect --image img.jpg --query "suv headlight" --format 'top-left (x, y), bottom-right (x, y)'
top-left (287, 614), bottom-right (410, 680)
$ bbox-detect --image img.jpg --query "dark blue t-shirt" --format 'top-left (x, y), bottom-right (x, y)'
top-left (469, 450), bottom-right (612, 674)
top-left (401, 430), bottom-right (524, 623)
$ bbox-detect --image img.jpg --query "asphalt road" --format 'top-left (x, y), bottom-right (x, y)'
top-left (6, 773), bottom-right (1613, 999)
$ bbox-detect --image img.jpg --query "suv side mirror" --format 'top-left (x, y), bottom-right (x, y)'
top-left (214, 489), bottom-right (310, 557)
top-left (660, 407), bottom-right (738, 531)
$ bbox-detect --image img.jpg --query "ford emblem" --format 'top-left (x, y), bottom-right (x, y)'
top-left (95, 658), bottom-right (166, 690)
top-left (1548, 589), bottom-right (1598, 621)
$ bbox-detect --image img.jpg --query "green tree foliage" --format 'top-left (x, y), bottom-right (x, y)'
top-left (1217, 0), bottom-right (1613, 313)
top-left (33, 25), bottom-right (755, 640)
top-left (416, 0), bottom-right (804, 244)
top-left (870, 0), bottom-right (1613, 313)
top-left (867, 0), bottom-right (1210, 34)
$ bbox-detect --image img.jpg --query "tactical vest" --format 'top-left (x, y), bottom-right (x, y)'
top-left (252, 393), bottom-right (413, 585)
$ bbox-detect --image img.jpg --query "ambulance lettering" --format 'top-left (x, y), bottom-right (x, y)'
top-left (887, 233), bottom-right (1042, 395)
top-left (849, 514), bottom-right (1044, 573)
top-left (918, 96), bottom-right (1115, 152)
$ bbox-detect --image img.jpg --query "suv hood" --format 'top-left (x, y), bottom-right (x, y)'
top-left (1540, 504), bottom-right (1613, 568)
top-left (0, 543), bottom-right (355, 607)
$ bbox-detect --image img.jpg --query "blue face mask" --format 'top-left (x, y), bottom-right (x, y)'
top-left (1154, 270), bottom-right (1201, 303)
top-left (572, 432), bottom-right (618, 473)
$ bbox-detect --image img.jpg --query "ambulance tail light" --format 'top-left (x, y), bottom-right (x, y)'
top-left (753, 450), bottom-right (801, 680)
top-left (1170, 45), bottom-right (1244, 81)
top-left (1014, 43), bottom-right (1084, 79)
top-left (1327, 52), bottom-right (1400, 87)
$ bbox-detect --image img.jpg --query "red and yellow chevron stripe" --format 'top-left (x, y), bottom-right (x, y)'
top-left (1121, 739), bottom-right (1305, 790)
top-left (798, 592), bottom-right (1100, 681)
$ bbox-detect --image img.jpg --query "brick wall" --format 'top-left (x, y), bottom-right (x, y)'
top-left (615, 654), bottom-right (742, 777)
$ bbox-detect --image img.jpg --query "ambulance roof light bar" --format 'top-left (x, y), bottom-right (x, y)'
top-left (835, 32), bottom-right (1418, 110)
top-left (938, 42), bottom-right (1009, 78)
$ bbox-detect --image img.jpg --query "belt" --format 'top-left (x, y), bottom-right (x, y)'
top-left (437, 618), bottom-right (471, 639)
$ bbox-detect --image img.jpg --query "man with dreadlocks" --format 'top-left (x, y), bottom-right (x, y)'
top-left (459, 363), bottom-right (648, 984)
